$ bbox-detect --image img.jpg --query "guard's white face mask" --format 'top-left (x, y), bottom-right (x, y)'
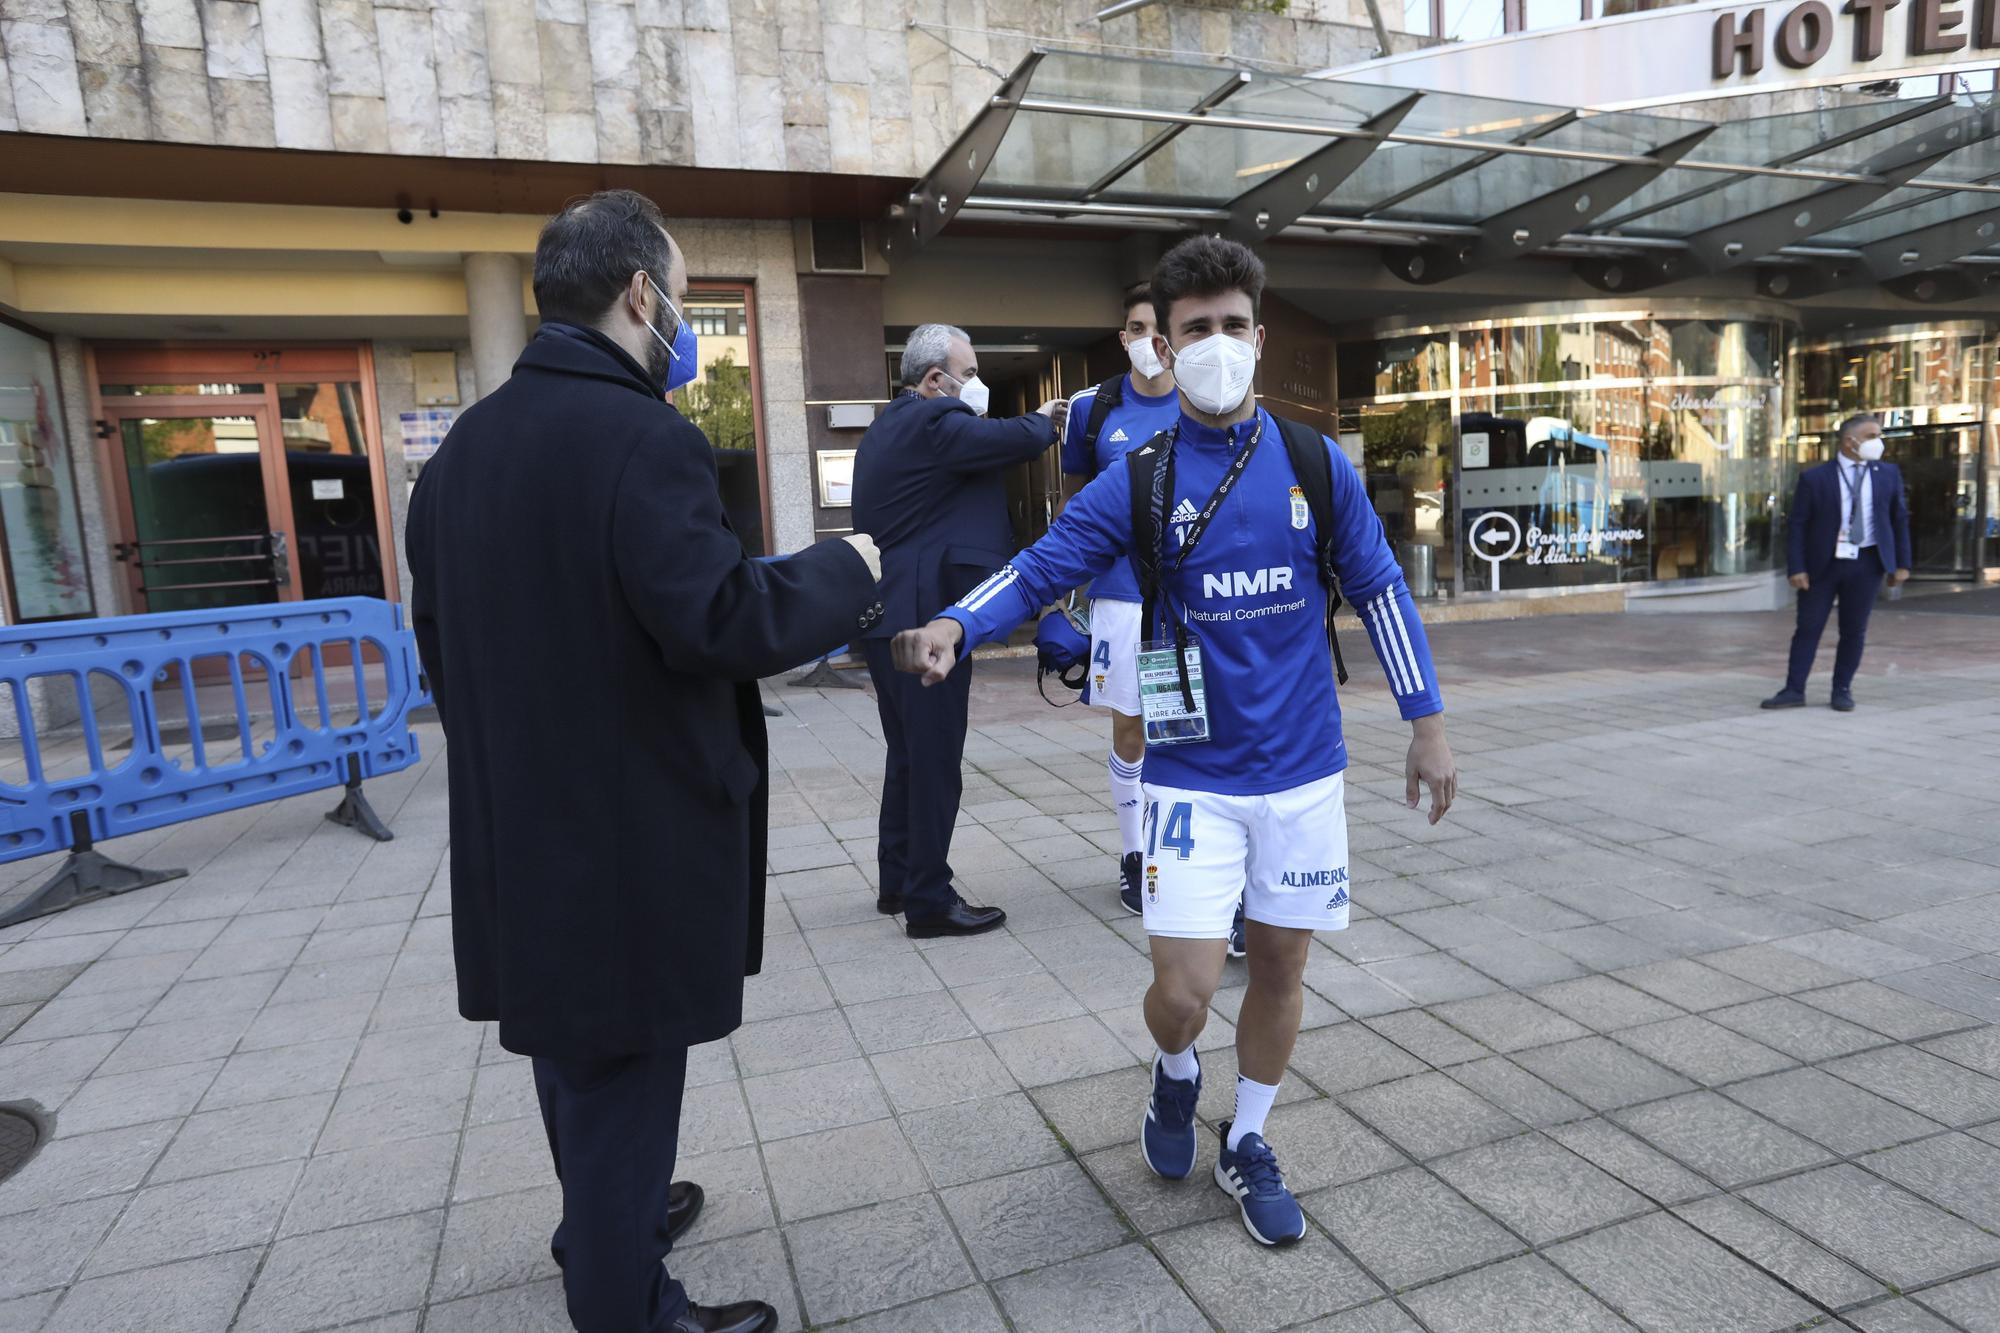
top-left (1125, 335), bottom-right (1165, 380)
top-left (1168, 332), bottom-right (1257, 416)
top-left (941, 370), bottom-right (989, 417)
top-left (1856, 437), bottom-right (1885, 462)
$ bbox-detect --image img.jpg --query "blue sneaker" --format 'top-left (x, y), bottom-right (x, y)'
top-left (1120, 852), bottom-right (1143, 917)
top-left (1140, 1050), bottom-right (1201, 1180)
top-left (1214, 1121), bottom-right (1306, 1246)
top-left (1227, 904), bottom-right (1246, 959)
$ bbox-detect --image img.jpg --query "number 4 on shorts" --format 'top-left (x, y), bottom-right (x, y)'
top-left (1145, 800), bottom-right (1195, 861)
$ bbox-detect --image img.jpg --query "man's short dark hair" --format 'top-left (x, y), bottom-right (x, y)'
top-left (1838, 412), bottom-right (1879, 441)
top-left (1122, 284), bottom-right (1154, 319)
top-left (1150, 235), bottom-right (1265, 329)
top-left (533, 190), bottom-right (672, 327)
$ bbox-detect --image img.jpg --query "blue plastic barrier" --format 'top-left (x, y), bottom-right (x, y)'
top-left (0, 597), bottom-right (424, 929)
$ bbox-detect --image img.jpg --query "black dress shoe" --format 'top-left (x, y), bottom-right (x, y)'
top-left (876, 893), bottom-right (902, 916)
top-left (666, 1181), bottom-right (704, 1244)
top-left (905, 900), bottom-right (1007, 939)
top-left (1831, 689), bottom-right (1856, 712)
top-left (668, 1299), bottom-right (778, 1333)
top-left (1760, 688), bottom-right (1806, 709)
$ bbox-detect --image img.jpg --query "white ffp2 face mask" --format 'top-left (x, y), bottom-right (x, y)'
top-left (1857, 438), bottom-right (1885, 462)
top-left (1169, 333), bottom-right (1257, 416)
top-left (957, 374), bottom-right (990, 417)
top-left (1125, 335), bottom-right (1164, 380)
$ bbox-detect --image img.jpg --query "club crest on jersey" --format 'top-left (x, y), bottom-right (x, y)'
top-left (1289, 485), bottom-right (1309, 530)
top-left (1145, 863), bottom-right (1160, 903)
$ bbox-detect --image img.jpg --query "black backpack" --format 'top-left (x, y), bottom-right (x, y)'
top-left (1073, 375), bottom-right (1126, 471)
top-left (1125, 414), bottom-right (1350, 686)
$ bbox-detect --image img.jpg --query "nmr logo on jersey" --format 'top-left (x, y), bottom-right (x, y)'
top-left (1202, 567), bottom-right (1295, 599)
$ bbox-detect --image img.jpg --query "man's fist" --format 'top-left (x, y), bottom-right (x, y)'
top-left (842, 533), bottom-right (882, 581)
top-left (1038, 398), bottom-right (1070, 435)
top-left (1891, 567), bottom-right (1911, 586)
top-left (1789, 573), bottom-right (1809, 591)
top-left (892, 618), bottom-right (965, 686)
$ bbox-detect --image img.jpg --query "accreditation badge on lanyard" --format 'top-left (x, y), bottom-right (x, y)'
top-left (1136, 420), bottom-right (1262, 747)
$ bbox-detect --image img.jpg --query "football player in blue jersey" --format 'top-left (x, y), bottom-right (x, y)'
top-left (1059, 285), bottom-right (1182, 921)
top-left (894, 235), bottom-right (1458, 1248)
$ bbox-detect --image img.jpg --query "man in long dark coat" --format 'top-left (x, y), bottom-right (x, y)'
top-left (407, 189), bottom-right (880, 1333)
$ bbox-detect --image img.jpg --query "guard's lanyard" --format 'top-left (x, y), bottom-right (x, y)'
top-left (1840, 462), bottom-right (1866, 536)
top-left (1156, 418), bottom-right (1262, 708)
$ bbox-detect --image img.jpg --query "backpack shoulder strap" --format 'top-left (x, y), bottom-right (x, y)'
top-left (1077, 374), bottom-right (1126, 470)
top-left (1272, 413), bottom-right (1350, 685)
top-left (1125, 430), bottom-right (1172, 640)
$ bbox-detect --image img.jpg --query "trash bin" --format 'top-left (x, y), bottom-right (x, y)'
top-left (1398, 542), bottom-right (1436, 599)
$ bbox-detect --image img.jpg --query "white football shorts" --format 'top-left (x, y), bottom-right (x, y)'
top-left (1084, 597), bottom-right (1142, 718)
top-left (1139, 773), bottom-right (1352, 938)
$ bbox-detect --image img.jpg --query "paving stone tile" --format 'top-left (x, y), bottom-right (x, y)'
top-left (994, 1243), bottom-right (1209, 1333)
top-left (1402, 1254), bottom-right (1630, 1333)
top-left (1545, 1212), bottom-right (1818, 1333)
top-left (95, 1008), bottom-right (255, 1077)
top-left (0, 1195), bottom-right (126, 1300)
top-left (1448, 936), bottom-right (1590, 989)
top-left (1705, 994), bottom-right (1886, 1063)
top-left (953, 972), bottom-right (1085, 1033)
top-left (1775, 928), bottom-right (1936, 978)
top-left (1365, 952), bottom-right (1504, 1005)
top-left (1289, 1022), bottom-right (1428, 1095)
top-left (941, 1160), bottom-right (1126, 1278)
top-left (1513, 1036), bottom-right (1696, 1112)
top-left (763, 1118), bottom-right (929, 1221)
top-left (1543, 1120), bottom-right (1720, 1208)
top-left (59, 1057), bottom-right (223, 1133)
top-left (1156, 1218), bottom-right (1380, 1331)
top-left (821, 954), bottom-right (940, 1007)
top-left (1877, 965), bottom-right (2000, 1024)
top-left (468, 1060), bottom-right (537, 1128)
top-left (1613, 1091), bottom-right (1832, 1188)
top-left (1445, 1056), bottom-right (1592, 1128)
top-left (989, 1015), bottom-right (1133, 1086)
top-left (834, 1287), bottom-right (1007, 1333)
top-left (730, 1009), bottom-right (859, 1077)
top-left (346, 1020), bottom-right (481, 1087)
top-left (843, 992), bottom-right (977, 1054)
top-left (1258, 1097), bottom-right (1405, 1194)
top-left (40, 1249), bottom-right (260, 1333)
top-left (430, 1182), bottom-right (560, 1302)
top-left (1433, 1131), bottom-right (1650, 1245)
top-left (1800, 981), bottom-right (1981, 1041)
top-left (1919, 1269), bottom-right (2000, 1332)
top-left (920, 933), bottom-right (1044, 988)
top-left (145, 970), bottom-right (283, 1025)
top-left (903, 1092), bottom-right (1067, 1187)
top-left (452, 1115), bottom-right (555, 1202)
top-left (1365, 1009), bottom-right (1488, 1067)
top-left (1530, 976), bottom-right (1683, 1031)
top-left (1861, 1132), bottom-right (2000, 1229)
top-left (1081, 1142), bottom-right (1237, 1233)
top-left (1327, 918), bottom-right (1433, 964)
top-left (199, 1037), bottom-right (356, 1113)
top-left (1538, 924), bottom-right (1673, 972)
top-left (1308, 1166), bottom-right (1522, 1288)
top-left (153, 1092), bottom-right (334, 1183)
top-left (678, 1080), bottom-right (755, 1158)
top-left (1293, 1300), bottom-right (1425, 1332)
top-left (232, 1209), bottom-right (439, 1332)
top-left (1301, 954), bottom-right (1411, 1018)
top-left (1745, 1163), bottom-right (2000, 1289)
top-left (1392, 905), bottom-right (1504, 950)
top-left (744, 1055), bottom-right (889, 1141)
top-left (1918, 1022), bottom-right (2000, 1078)
top-left (1672, 1193), bottom-right (1883, 1309)
top-left (673, 1227), bottom-right (805, 1333)
top-left (84, 1160), bottom-right (300, 1277)
top-left (1612, 1014), bottom-right (1795, 1087)
top-left (1698, 944), bottom-right (1857, 994)
top-left (1724, 1067), bottom-right (1946, 1156)
top-left (10, 985), bottom-right (164, 1042)
top-left (1841, 1298), bottom-right (1958, 1332)
top-left (1612, 959), bottom-right (1770, 1011)
top-left (236, 993), bottom-right (376, 1052)
top-left (871, 1038), bottom-right (1016, 1113)
top-left (788, 1195), bottom-right (975, 1326)
top-left (1343, 1072), bottom-right (1522, 1160)
top-left (0, 1123), bottom-right (170, 1221)
top-left (673, 1143), bottom-right (774, 1245)
top-left (280, 1131), bottom-right (456, 1236)
top-left (319, 1068), bottom-right (473, 1152)
top-left (1825, 1045), bottom-right (2000, 1126)
top-left (1432, 992), bottom-right (1589, 1053)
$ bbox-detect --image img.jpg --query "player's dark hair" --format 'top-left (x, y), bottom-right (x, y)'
top-left (1150, 235), bottom-right (1265, 329)
top-left (1121, 284), bottom-right (1154, 319)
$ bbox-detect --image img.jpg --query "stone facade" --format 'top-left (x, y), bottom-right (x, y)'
top-left (0, 0), bottom-right (1391, 174)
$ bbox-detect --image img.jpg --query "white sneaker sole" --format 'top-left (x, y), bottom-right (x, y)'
top-left (1213, 1161), bottom-right (1305, 1247)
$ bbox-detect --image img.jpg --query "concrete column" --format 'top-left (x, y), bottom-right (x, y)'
top-left (464, 253), bottom-right (529, 400)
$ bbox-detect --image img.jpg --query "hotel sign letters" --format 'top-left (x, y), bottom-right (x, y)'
top-left (1714, 0), bottom-right (2000, 79)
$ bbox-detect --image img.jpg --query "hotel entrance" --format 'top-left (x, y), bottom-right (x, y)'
top-left (90, 346), bottom-right (396, 615)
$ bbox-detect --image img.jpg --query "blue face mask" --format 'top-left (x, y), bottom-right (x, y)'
top-left (640, 274), bottom-right (699, 396)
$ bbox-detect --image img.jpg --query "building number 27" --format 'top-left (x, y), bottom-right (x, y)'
top-left (1145, 801), bottom-right (1195, 860)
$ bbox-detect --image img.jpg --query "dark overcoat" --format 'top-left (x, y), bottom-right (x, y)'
top-left (407, 323), bottom-right (877, 1057)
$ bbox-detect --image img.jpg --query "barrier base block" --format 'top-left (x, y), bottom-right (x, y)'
top-left (0, 850), bottom-right (187, 931)
top-left (788, 658), bottom-right (866, 690)
top-left (326, 785), bottom-right (394, 842)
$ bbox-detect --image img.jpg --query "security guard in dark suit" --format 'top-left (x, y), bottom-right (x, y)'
top-left (852, 323), bottom-right (1067, 937)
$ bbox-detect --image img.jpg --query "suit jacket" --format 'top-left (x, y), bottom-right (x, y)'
top-left (1785, 457), bottom-right (1914, 580)
top-left (407, 323), bottom-right (877, 1058)
top-left (850, 390), bottom-right (1057, 637)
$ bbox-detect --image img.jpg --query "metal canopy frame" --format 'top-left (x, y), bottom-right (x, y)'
top-left (885, 50), bottom-right (2000, 304)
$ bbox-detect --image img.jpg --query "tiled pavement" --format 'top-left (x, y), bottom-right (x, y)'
top-left (2, 599), bottom-right (1999, 1332)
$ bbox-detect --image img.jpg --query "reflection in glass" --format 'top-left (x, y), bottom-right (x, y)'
top-left (0, 325), bottom-right (96, 620)
top-left (99, 383), bottom-right (265, 396)
top-left (1442, 0), bottom-right (1505, 40)
top-left (119, 416), bottom-right (275, 613)
top-left (670, 289), bottom-right (765, 555)
top-left (279, 383), bottom-right (384, 600)
top-left (1342, 399), bottom-right (1455, 591)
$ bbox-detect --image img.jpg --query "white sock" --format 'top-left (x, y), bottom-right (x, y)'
top-left (1157, 1043), bottom-right (1198, 1082)
top-left (1227, 1076), bottom-right (1280, 1149)
top-left (1110, 753), bottom-right (1144, 858)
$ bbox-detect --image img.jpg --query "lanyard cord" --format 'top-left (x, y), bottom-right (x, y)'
top-left (1153, 419), bottom-right (1263, 711)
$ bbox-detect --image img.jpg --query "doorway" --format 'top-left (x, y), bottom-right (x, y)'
top-left (91, 346), bottom-right (395, 614)
top-left (1882, 423), bottom-right (1983, 578)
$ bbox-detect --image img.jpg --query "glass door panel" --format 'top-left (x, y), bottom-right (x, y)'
top-left (279, 383), bottom-right (386, 599)
top-left (118, 414), bottom-right (282, 612)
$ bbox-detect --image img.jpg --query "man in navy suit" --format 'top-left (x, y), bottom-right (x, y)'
top-left (852, 324), bottom-right (1067, 936)
top-left (1763, 413), bottom-right (1913, 713)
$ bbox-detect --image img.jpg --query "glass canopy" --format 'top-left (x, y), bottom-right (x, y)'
top-left (952, 47), bottom-right (2000, 273)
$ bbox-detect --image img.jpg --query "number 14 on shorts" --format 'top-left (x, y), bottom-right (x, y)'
top-left (1145, 801), bottom-right (1195, 860)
